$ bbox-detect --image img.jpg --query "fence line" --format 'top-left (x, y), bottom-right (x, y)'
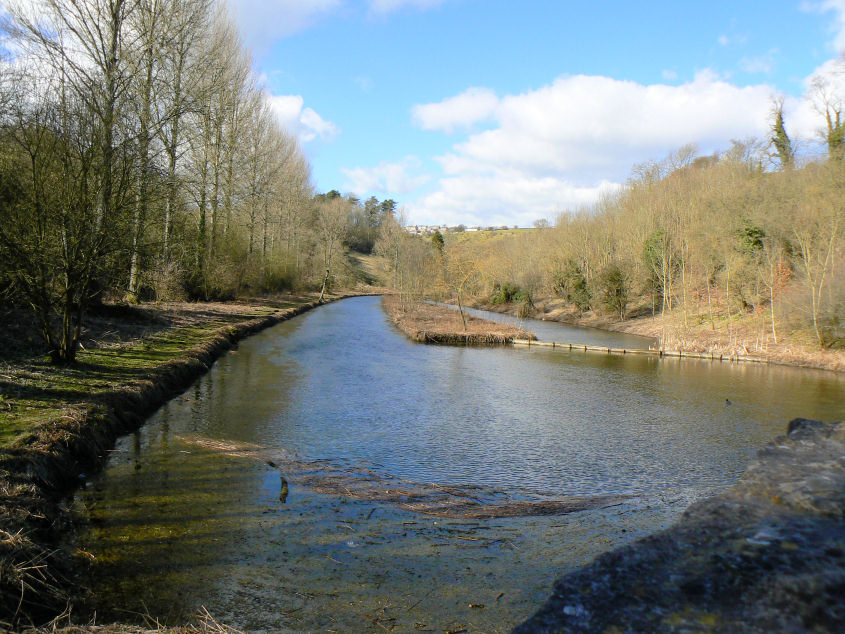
top-left (511, 338), bottom-right (769, 365)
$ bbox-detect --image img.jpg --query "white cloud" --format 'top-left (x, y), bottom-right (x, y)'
top-left (444, 72), bottom-right (775, 179)
top-left (662, 69), bottom-right (678, 81)
top-left (368, 0), bottom-right (447, 15)
top-left (405, 72), bottom-right (795, 225)
top-left (341, 156), bottom-right (431, 195)
top-left (228, 0), bottom-right (342, 53)
top-left (411, 87), bottom-right (499, 133)
top-left (718, 34), bottom-right (730, 46)
top-left (407, 173), bottom-right (620, 228)
top-left (783, 96), bottom-right (825, 145)
top-left (266, 94), bottom-right (339, 143)
top-left (803, 0), bottom-right (845, 53)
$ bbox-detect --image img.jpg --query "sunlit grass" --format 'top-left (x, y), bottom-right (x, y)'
top-left (0, 296), bottom-right (321, 448)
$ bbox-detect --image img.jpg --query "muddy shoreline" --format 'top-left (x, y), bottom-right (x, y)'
top-left (0, 294), bottom-right (364, 629)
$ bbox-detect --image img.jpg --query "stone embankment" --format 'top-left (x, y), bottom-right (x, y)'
top-left (515, 418), bottom-right (845, 633)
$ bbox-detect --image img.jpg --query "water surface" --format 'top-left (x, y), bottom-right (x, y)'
top-left (77, 296), bottom-right (844, 631)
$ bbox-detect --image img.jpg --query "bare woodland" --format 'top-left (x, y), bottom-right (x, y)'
top-left (378, 93), bottom-right (844, 356)
top-left (1, 1), bottom-right (842, 364)
top-left (0, 0), bottom-right (376, 363)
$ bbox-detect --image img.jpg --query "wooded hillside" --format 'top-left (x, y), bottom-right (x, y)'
top-left (380, 139), bottom-right (843, 354)
top-left (0, 0), bottom-right (376, 362)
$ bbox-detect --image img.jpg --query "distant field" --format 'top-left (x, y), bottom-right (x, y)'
top-left (445, 227), bottom-right (535, 245)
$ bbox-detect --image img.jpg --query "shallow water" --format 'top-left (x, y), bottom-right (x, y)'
top-left (76, 296), bottom-right (844, 631)
top-left (455, 302), bottom-right (656, 348)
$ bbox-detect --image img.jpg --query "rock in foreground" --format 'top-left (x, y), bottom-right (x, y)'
top-left (515, 418), bottom-right (845, 633)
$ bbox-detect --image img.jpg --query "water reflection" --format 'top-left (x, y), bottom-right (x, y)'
top-left (459, 303), bottom-right (657, 348)
top-left (106, 297), bottom-right (841, 495)
top-left (77, 296), bottom-right (844, 630)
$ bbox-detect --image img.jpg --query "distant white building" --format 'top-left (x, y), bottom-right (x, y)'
top-left (403, 224), bottom-right (451, 236)
top-left (402, 223), bottom-right (513, 235)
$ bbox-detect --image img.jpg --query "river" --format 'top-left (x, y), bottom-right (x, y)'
top-left (75, 296), bottom-right (844, 631)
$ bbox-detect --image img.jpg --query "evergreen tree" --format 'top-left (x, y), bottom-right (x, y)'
top-left (431, 230), bottom-right (444, 254)
top-left (771, 103), bottom-right (794, 169)
top-left (380, 199), bottom-right (397, 221)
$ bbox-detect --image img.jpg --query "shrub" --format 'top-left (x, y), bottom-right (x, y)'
top-left (599, 263), bottom-right (629, 320)
top-left (553, 260), bottom-right (591, 313)
top-left (490, 282), bottom-right (533, 316)
top-left (262, 260), bottom-right (297, 293)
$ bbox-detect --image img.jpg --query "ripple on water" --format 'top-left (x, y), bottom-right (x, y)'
top-left (76, 296), bottom-right (845, 629)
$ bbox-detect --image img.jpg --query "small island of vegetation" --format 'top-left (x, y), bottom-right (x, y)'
top-left (383, 294), bottom-right (535, 345)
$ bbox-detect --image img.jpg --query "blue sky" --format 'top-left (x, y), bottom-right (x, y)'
top-left (80, 1), bottom-right (845, 226)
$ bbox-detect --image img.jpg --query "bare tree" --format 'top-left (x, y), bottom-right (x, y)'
top-left (809, 58), bottom-right (845, 160)
top-left (792, 166), bottom-right (841, 347)
top-left (315, 196), bottom-right (348, 300)
top-left (0, 73), bottom-right (130, 362)
top-left (444, 243), bottom-right (482, 330)
top-left (125, 0), bottom-right (169, 301)
top-left (157, 0), bottom-right (213, 259)
top-left (5, 0), bottom-right (138, 361)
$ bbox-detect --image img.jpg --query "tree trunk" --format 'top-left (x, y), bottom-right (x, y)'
top-left (455, 290), bottom-right (468, 330)
top-left (319, 268), bottom-right (329, 302)
top-left (126, 21), bottom-right (155, 303)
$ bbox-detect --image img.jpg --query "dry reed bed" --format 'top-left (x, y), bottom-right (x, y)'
top-left (23, 606), bottom-right (243, 633)
top-left (383, 296), bottom-right (535, 345)
top-left (0, 295), bottom-right (359, 630)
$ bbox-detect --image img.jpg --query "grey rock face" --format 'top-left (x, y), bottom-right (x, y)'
top-left (514, 419), bottom-right (845, 633)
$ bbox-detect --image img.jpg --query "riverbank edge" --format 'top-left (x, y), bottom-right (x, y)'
top-left (0, 293), bottom-right (366, 629)
top-left (514, 417), bottom-right (845, 633)
top-left (383, 295), bottom-right (536, 345)
top-left (469, 297), bottom-right (843, 373)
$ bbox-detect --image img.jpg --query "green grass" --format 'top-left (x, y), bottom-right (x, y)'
top-left (0, 297), bottom-right (317, 448)
top-left (445, 227), bottom-right (534, 246)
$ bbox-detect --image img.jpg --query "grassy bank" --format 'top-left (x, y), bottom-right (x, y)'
top-left (383, 295), bottom-right (535, 344)
top-left (0, 292), bottom-right (362, 630)
top-left (470, 295), bottom-right (844, 373)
